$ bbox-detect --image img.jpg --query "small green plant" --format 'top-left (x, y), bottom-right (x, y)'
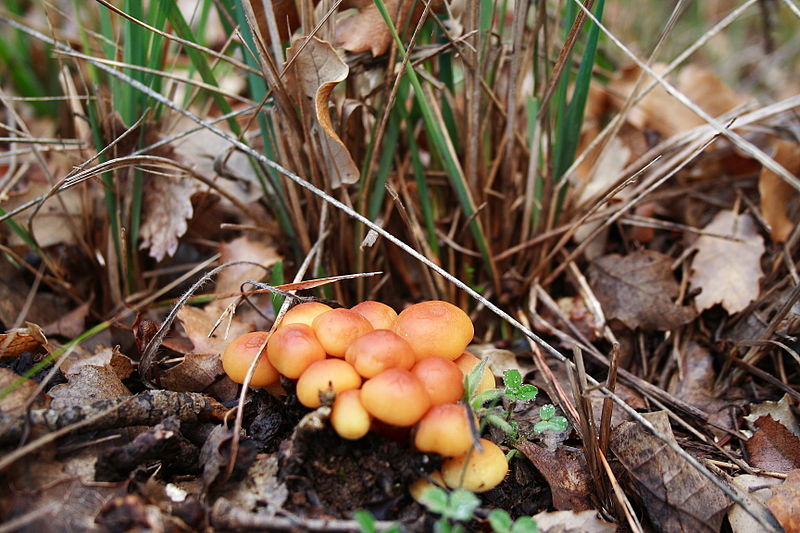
top-left (501, 369), bottom-right (539, 402)
top-left (466, 368), bottom-right (539, 443)
top-left (354, 509), bottom-right (401, 533)
top-left (533, 404), bottom-right (569, 434)
top-left (418, 487), bottom-right (480, 533)
top-left (488, 509), bottom-right (539, 533)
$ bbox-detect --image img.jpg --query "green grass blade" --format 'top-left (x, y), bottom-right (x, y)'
top-left (372, 0), bottom-right (497, 287)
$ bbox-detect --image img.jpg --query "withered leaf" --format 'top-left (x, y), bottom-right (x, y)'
top-left (532, 510), bottom-right (616, 533)
top-left (177, 305), bottom-right (251, 356)
top-left (588, 250), bottom-right (696, 331)
top-left (767, 469), bottom-right (800, 533)
top-left (515, 441), bottom-right (594, 511)
top-left (49, 365), bottom-right (130, 410)
top-left (0, 368), bottom-right (49, 413)
top-left (0, 323), bottom-right (46, 357)
top-left (160, 352), bottom-right (226, 393)
top-left (610, 411), bottom-right (730, 533)
top-left (745, 415), bottom-right (800, 473)
top-left (139, 173), bottom-right (195, 261)
top-left (690, 211), bottom-right (765, 314)
top-left (285, 37), bottom-right (358, 188)
top-left (759, 138), bottom-right (799, 243)
top-left (728, 474), bottom-right (783, 533)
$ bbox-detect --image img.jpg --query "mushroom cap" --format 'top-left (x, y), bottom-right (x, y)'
top-left (345, 329), bottom-right (416, 378)
top-left (360, 368), bottom-right (431, 427)
top-left (296, 358), bottom-right (361, 408)
top-left (351, 300), bottom-right (398, 330)
top-left (222, 331), bottom-right (280, 387)
top-left (441, 438), bottom-right (508, 493)
top-left (409, 470), bottom-right (446, 504)
top-left (266, 323), bottom-right (326, 379)
top-left (411, 357), bottom-right (465, 405)
top-left (331, 389), bottom-right (371, 440)
top-left (394, 301), bottom-right (474, 361)
top-left (454, 351), bottom-right (496, 394)
top-left (414, 403), bottom-right (475, 457)
top-left (282, 301), bottom-right (333, 327)
top-left (312, 308), bottom-right (373, 357)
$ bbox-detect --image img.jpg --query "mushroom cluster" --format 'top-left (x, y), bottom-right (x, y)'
top-left (222, 299), bottom-right (508, 492)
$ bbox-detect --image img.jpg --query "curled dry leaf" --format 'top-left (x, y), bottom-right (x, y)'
top-left (160, 352), bottom-right (227, 393)
top-left (0, 323), bottom-right (47, 358)
top-left (728, 474), bottom-right (783, 533)
top-left (745, 394), bottom-right (800, 437)
top-left (139, 173), bottom-right (196, 261)
top-left (285, 37), bottom-right (358, 188)
top-left (610, 411), bottom-right (730, 533)
top-left (588, 250), bottom-right (696, 331)
top-left (759, 138), bottom-right (799, 243)
top-left (744, 415), bottom-right (800, 473)
top-left (689, 210), bottom-right (765, 314)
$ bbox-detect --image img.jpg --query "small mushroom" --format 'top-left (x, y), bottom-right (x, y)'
top-left (296, 358), bottom-right (361, 408)
top-left (411, 356), bottom-right (464, 405)
top-left (345, 329), bottom-right (416, 378)
top-left (360, 368), bottom-right (430, 427)
top-left (312, 308), bottom-right (373, 357)
top-left (331, 389), bottom-right (371, 440)
top-left (351, 300), bottom-right (398, 330)
top-left (281, 301), bottom-right (333, 327)
top-left (393, 301), bottom-right (474, 361)
top-left (441, 438), bottom-right (508, 493)
top-left (266, 323), bottom-right (326, 379)
top-left (414, 403), bottom-right (475, 457)
top-left (222, 331), bottom-right (279, 387)
top-left (454, 351), bottom-right (496, 394)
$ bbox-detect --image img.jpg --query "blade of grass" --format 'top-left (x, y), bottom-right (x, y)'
top-left (372, 0), bottom-right (498, 292)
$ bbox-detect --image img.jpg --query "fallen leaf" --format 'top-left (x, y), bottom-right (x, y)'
top-left (139, 173), bottom-right (195, 261)
top-left (610, 411), bottom-right (730, 533)
top-left (0, 368), bottom-right (49, 413)
top-left (728, 474), bottom-right (783, 533)
top-left (689, 210), bottom-right (765, 314)
top-left (224, 454), bottom-right (288, 513)
top-left (515, 441), bottom-right (595, 511)
top-left (49, 365), bottom-right (130, 410)
top-left (669, 342), bottom-right (741, 434)
top-left (62, 345), bottom-right (134, 380)
top-left (42, 302), bottom-right (90, 338)
top-left (285, 37), bottom-right (358, 188)
top-left (213, 237), bottom-right (281, 309)
top-left (759, 138), bottom-right (800, 243)
top-left (532, 509), bottom-right (616, 533)
top-left (745, 395), bottom-right (800, 437)
top-left (0, 323), bottom-right (47, 357)
top-left (767, 469), bottom-right (800, 533)
top-left (588, 250), bottom-right (696, 331)
top-left (177, 306), bottom-right (252, 356)
top-left (159, 352), bottom-right (226, 392)
top-left (745, 415), bottom-right (800, 472)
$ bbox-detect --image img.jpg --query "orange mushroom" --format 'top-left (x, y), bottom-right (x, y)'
top-left (345, 329), bottom-right (416, 378)
top-left (360, 368), bottom-right (430, 427)
top-left (351, 300), bottom-right (398, 330)
top-left (296, 359), bottom-right (361, 408)
top-left (281, 301), bottom-right (333, 327)
top-left (394, 301), bottom-right (474, 361)
top-left (266, 323), bottom-right (326, 379)
top-left (414, 403), bottom-right (475, 457)
top-left (312, 308), bottom-right (373, 357)
top-left (222, 331), bottom-right (279, 387)
top-left (411, 357), bottom-right (465, 405)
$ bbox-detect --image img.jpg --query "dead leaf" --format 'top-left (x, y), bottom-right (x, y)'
top-left (728, 474), bottom-right (783, 533)
top-left (177, 305), bottom-right (252, 357)
top-left (745, 415), bottom-right (800, 473)
top-left (767, 469), bottom-right (800, 533)
top-left (61, 345), bottom-right (134, 380)
top-left (669, 342), bottom-right (740, 434)
top-left (0, 368), bottom-right (49, 413)
top-left (49, 365), bottom-right (130, 410)
top-left (588, 250), bottom-right (696, 331)
top-left (610, 411), bottom-right (730, 533)
top-left (42, 302), bottom-right (90, 338)
top-left (759, 138), bottom-right (800, 243)
top-left (213, 237), bottom-right (281, 309)
top-left (689, 210), bottom-right (765, 314)
top-left (532, 509), bottom-right (616, 533)
top-left (139, 173), bottom-right (195, 261)
top-left (516, 440), bottom-right (595, 511)
top-left (285, 37), bottom-right (358, 188)
top-left (159, 352), bottom-right (226, 392)
top-left (224, 454), bottom-right (288, 514)
top-left (745, 395), bottom-right (800, 437)
top-left (0, 323), bottom-right (47, 357)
